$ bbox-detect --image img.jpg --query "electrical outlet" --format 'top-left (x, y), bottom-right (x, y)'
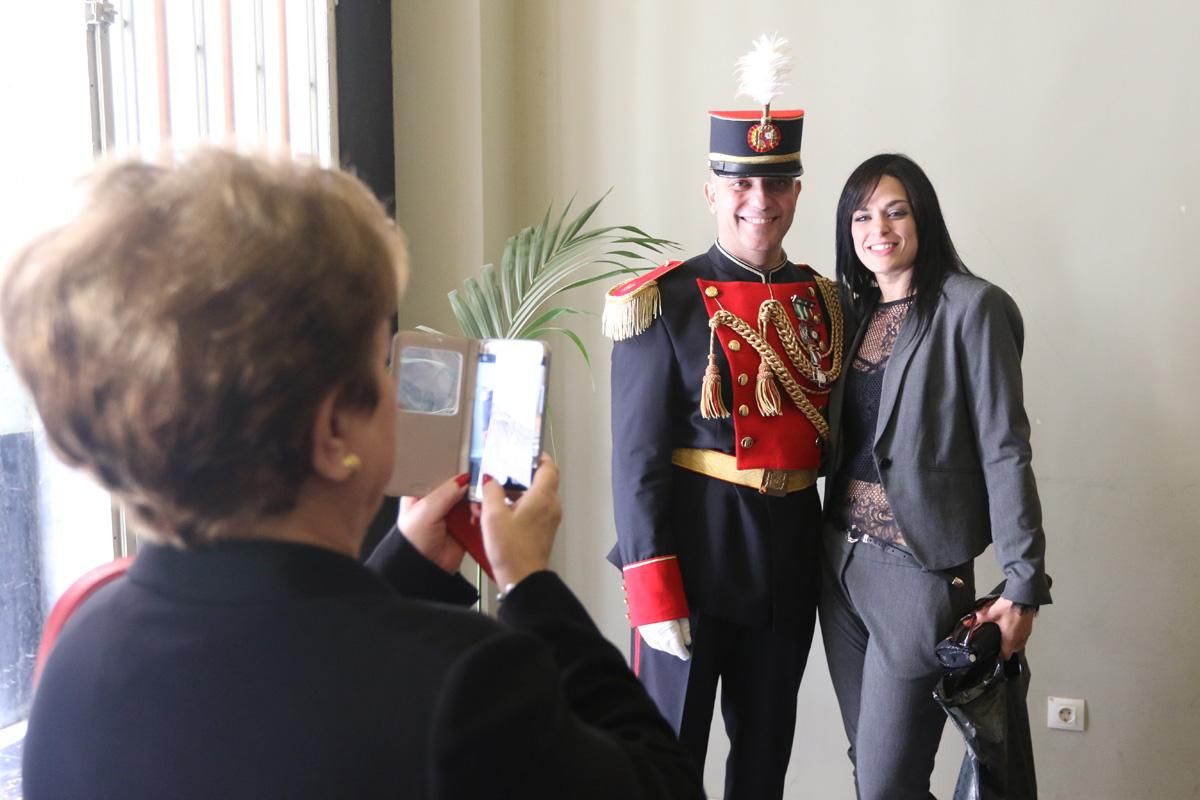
top-left (1047, 696), bottom-right (1086, 731)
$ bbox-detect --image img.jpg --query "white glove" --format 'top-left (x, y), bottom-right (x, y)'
top-left (638, 618), bottom-right (692, 661)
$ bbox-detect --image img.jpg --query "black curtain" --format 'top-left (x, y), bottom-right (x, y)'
top-left (336, 0), bottom-right (395, 215)
top-left (336, 0), bottom-right (398, 558)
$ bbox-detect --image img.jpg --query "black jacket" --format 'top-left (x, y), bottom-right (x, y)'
top-left (22, 530), bottom-right (703, 799)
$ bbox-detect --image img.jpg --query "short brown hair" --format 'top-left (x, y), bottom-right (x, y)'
top-left (1, 149), bottom-right (407, 546)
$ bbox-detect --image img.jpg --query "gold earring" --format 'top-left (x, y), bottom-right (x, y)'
top-left (342, 453), bottom-right (362, 473)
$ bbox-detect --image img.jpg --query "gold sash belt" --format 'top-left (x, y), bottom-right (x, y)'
top-left (670, 448), bottom-right (817, 497)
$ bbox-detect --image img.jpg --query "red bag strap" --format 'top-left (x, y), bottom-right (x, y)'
top-left (33, 557), bottom-right (133, 688)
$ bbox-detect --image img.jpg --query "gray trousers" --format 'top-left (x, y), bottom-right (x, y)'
top-left (819, 525), bottom-right (977, 800)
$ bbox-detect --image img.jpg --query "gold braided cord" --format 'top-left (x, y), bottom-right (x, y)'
top-left (754, 278), bottom-right (844, 387)
top-left (709, 310), bottom-right (830, 440)
top-left (758, 300), bottom-right (831, 386)
top-left (766, 297), bottom-right (834, 361)
top-left (814, 275), bottom-right (845, 376)
top-left (703, 275), bottom-right (845, 440)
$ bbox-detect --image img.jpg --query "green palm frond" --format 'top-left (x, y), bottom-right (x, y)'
top-left (448, 192), bottom-right (677, 363)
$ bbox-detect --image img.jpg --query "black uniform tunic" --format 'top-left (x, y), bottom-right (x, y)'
top-left (609, 244), bottom-right (827, 628)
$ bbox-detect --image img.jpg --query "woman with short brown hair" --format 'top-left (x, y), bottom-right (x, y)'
top-left (7, 149), bottom-right (703, 800)
top-left (4, 151), bottom-right (404, 547)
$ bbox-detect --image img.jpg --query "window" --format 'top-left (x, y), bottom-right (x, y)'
top-left (92, 0), bottom-right (334, 160)
top-left (0, 3), bottom-right (335, 797)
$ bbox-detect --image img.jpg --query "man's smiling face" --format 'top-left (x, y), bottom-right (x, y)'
top-left (704, 174), bottom-right (802, 267)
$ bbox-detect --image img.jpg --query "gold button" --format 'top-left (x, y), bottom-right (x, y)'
top-left (951, 577), bottom-right (965, 588)
top-left (729, 340), bottom-right (742, 352)
top-left (705, 286), bottom-right (719, 298)
top-left (738, 404), bottom-right (750, 416)
top-left (813, 314), bottom-right (822, 323)
top-left (740, 436), bottom-right (754, 448)
top-left (737, 373), bottom-right (749, 386)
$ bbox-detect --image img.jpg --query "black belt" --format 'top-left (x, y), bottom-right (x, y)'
top-left (845, 527), bottom-right (915, 561)
top-left (843, 526), bottom-right (968, 589)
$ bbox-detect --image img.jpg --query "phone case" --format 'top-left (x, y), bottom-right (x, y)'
top-left (385, 331), bottom-right (480, 497)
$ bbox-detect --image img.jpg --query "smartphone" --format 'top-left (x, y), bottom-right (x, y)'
top-left (464, 339), bottom-right (549, 501)
top-left (387, 331), bottom-right (549, 501)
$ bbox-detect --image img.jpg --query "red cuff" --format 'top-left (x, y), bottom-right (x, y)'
top-left (622, 555), bottom-right (689, 627)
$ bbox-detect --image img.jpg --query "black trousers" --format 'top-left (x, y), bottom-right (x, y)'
top-left (634, 609), bottom-right (815, 800)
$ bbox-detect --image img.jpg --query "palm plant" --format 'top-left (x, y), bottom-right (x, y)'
top-left (446, 191), bottom-right (677, 366)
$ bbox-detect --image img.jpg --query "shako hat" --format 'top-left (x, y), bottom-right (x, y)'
top-left (709, 35), bottom-right (804, 177)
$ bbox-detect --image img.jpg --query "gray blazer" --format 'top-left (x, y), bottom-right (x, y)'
top-left (827, 272), bottom-right (1052, 606)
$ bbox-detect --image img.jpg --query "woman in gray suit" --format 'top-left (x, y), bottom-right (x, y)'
top-left (819, 153), bottom-right (1052, 800)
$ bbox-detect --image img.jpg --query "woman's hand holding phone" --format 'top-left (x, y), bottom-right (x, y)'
top-left (397, 474), bottom-right (470, 574)
top-left (479, 454), bottom-right (561, 590)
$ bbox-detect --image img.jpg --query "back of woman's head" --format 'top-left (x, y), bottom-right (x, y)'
top-left (834, 153), bottom-right (968, 321)
top-left (1, 149), bottom-right (408, 547)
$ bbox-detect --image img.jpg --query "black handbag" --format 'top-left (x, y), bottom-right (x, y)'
top-left (934, 653), bottom-right (1038, 800)
top-left (935, 577), bottom-right (1048, 798)
top-left (934, 588), bottom-right (1040, 800)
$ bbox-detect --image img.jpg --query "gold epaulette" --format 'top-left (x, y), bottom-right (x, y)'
top-left (601, 260), bottom-right (684, 341)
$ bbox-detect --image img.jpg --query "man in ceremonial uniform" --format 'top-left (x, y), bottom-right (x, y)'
top-left (603, 36), bottom-right (844, 800)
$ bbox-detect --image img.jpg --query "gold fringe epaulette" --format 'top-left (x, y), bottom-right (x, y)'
top-left (601, 260), bottom-right (684, 341)
top-left (602, 282), bottom-right (661, 341)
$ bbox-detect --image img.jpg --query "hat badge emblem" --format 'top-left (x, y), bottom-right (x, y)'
top-left (747, 121), bottom-right (781, 153)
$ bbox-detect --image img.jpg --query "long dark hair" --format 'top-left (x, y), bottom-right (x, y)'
top-left (834, 153), bottom-right (970, 328)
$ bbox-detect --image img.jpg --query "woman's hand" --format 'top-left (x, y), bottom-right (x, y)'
top-left (974, 597), bottom-right (1035, 660)
top-left (479, 455), bottom-right (561, 590)
top-left (397, 474), bottom-right (469, 574)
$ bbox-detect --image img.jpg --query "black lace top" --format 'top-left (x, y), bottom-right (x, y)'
top-left (830, 296), bottom-right (913, 545)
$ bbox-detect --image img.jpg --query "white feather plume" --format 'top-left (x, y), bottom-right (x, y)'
top-left (735, 34), bottom-right (791, 107)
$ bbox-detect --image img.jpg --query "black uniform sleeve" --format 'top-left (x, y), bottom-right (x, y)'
top-left (427, 571), bottom-right (704, 799)
top-left (610, 317), bottom-right (681, 566)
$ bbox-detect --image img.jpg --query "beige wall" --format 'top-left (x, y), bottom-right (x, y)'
top-left (392, 1), bottom-right (1200, 796)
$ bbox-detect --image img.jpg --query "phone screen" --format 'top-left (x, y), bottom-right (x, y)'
top-left (466, 340), bottom-right (548, 501)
